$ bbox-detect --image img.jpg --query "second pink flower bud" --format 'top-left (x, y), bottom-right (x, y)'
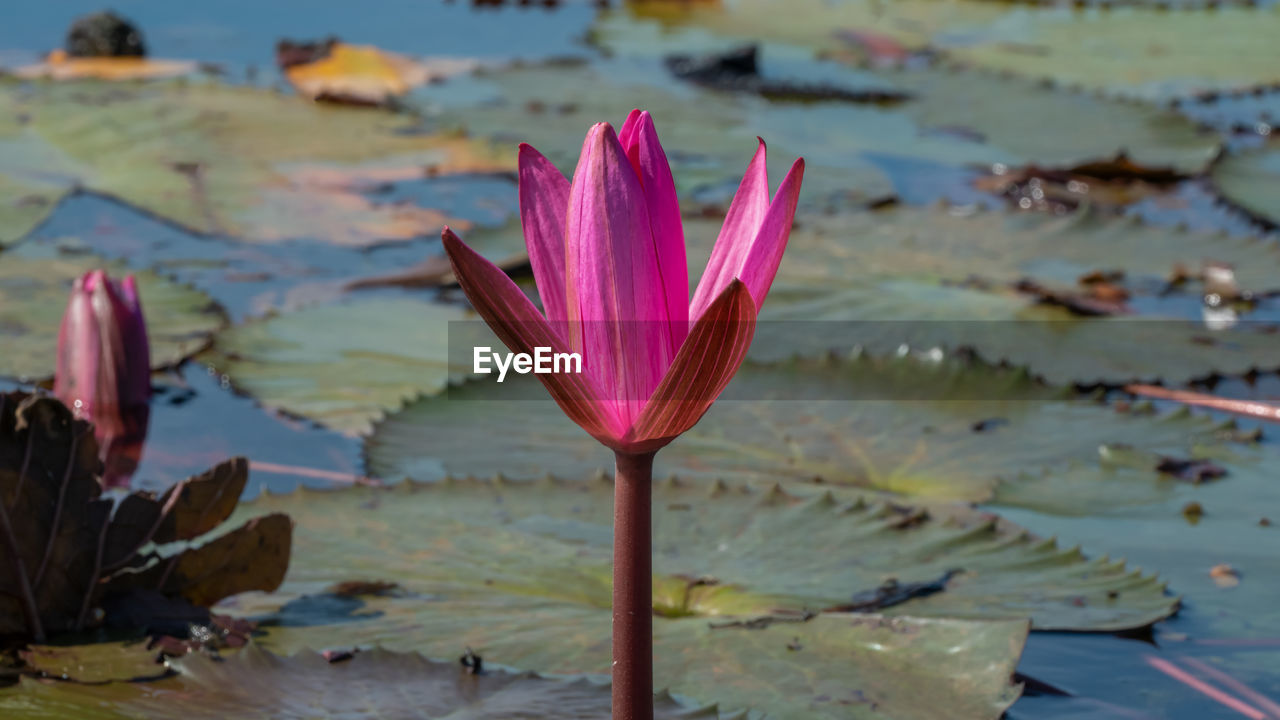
top-left (54, 269), bottom-right (152, 488)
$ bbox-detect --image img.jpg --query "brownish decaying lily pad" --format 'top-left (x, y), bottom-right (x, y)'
top-left (0, 392), bottom-right (291, 643)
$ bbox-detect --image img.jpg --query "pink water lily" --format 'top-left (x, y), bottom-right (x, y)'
top-left (443, 109), bottom-right (802, 720)
top-left (443, 109), bottom-right (804, 453)
top-left (54, 269), bottom-right (152, 488)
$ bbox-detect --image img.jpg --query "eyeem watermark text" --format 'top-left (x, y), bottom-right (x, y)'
top-left (474, 346), bottom-right (583, 382)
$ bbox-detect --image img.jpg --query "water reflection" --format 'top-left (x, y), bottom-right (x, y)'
top-left (3, 362), bottom-right (364, 497)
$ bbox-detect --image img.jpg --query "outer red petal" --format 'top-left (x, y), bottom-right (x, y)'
top-left (442, 227), bottom-right (623, 443)
top-left (621, 279), bottom-right (756, 454)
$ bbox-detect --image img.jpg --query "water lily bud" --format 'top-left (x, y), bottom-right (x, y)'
top-left (54, 270), bottom-right (152, 488)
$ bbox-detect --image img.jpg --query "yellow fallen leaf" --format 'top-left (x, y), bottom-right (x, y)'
top-left (15, 48), bottom-right (196, 81)
top-left (284, 43), bottom-right (477, 106)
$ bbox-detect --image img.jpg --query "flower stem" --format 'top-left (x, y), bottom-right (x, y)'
top-left (613, 450), bottom-right (655, 720)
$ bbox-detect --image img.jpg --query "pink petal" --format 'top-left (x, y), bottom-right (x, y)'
top-left (55, 271), bottom-right (127, 437)
top-left (518, 143), bottom-right (571, 324)
top-left (618, 108), bottom-right (643, 151)
top-left (689, 139), bottom-right (772, 319)
top-left (617, 110), bottom-right (689, 353)
top-left (55, 273), bottom-right (104, 419)
top-left (119, 275), bottom-right (152, 407)
top-left (564, 122), bottom-right (674, 427)
top-left (89, 274), bottom-right (128, 432)
top-left (624, 280), bottom-right (756, 453)
top-left (726, 157), bottom-right (805, 312)
top-left (442, 227), bottom-right (623, 443)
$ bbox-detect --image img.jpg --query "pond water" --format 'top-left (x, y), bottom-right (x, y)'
top-left (1, 0), bottom-right (598, 69)
top-left (2, 2), bottom-right (1279, 719)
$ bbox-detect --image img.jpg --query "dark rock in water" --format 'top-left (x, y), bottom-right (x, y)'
top-left (276, 36), bottom-right (340, 70)
top-left (66, 10), bottom-right (146, 57)
top-left (664, 44), bottom-right (910, 104)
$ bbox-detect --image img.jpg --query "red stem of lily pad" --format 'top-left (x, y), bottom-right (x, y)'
top-left (613, 450), bottom-right (655, 720)
top-left (1124, 384), bottom-right (1280, 422)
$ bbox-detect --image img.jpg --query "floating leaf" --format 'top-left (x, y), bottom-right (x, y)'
top-left (1, 645), bottom-right (735, 720)
top-left (757, 206), bottom-right (1280, 295)
top-left (941, 6), bottom-right (1280, 97)
top-left (19, 641), bottom-right (166, 684)
top-left (994, 437), bottom-right (1280, 642)
top-left (368, 353), bottom-right (1240, 507)
top-left (343, 217), bottom-right (530, 291)
top-left (0, 176), bottom-right (65, 247)
top-left (283, 42), bottom-right (478, 106)
top-left (0, 255), bottom-right (225, 382)
top-left (432, 61), bottom-right (895, 206)
top-left (677, 208), bottom-right (1280, 385)
top-left (202, 298), bottom-right (475, 436)
top-left (603, 0), bottom-right (1279, 99)
top-left (1210, 141), bottom-right (1280, 228)
top-left (230, 478), bottom-right (1032, 718)
top-left (987, 421), bottom-right (1280, 706)
top-left (602, 0), bottom-right (1006, 56)
top-left (0, 394), bottom-right (289, 641)
top-left (13, 50), bottom-right (197, 81)
top-left (0, 79), bottom-right (510, 246)
top-left (519, 40), bottom-right (1215, 202)
top-left (443, 60), bottom-right (1216, 217)
top-left (255, 474), bottom-right (1172, 630)
top-left (887, 67), bottom-right (1218, 174)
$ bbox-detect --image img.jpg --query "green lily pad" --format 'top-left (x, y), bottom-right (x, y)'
top-left (19, 641), bottom-right (166, 684)
top-left (201, 298), bottom-right (475, 436)
top-left (439, 62), bottom-right (901, 207)
top-left (677, 209), bottom-right (1280, 385)
top-left (601, 0), bottom-right (1004, 57)
top-left (0, 255), bottom-right (225, 381)
top-left (1209, 141), bottom-right (1280, 227)
top-left (747, 206), bottom-right (1280, 294)
top-left (367, 353), bottom-right (1246, 505)
top-left (447, 59), bottom-right (1216, 215)
top-left (606, 0), bottom-right (1280, 98)
top-left (0, 78), bottom-right (510, 246)
top-left (0, 111), bottom-right (86, 244)
top-left (0, 174), bottom-right (64, 246)
top-left (0, 645), bottom-right (728, 720)
top-left (942, 6), bottom-right (1280, 97)
top-left (997, 447), bottom-right (1280, 644)
top-left (247, 472), bottom-right (1173, 629)
top-left (225, 478), bottom-right (1037, 718)
top-left (591, 15), bottom-right (1218, 175)
top-left (888, 67), bottom-right (1218, 173)
top-left (987, 407), bottom-right (1280, 699)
